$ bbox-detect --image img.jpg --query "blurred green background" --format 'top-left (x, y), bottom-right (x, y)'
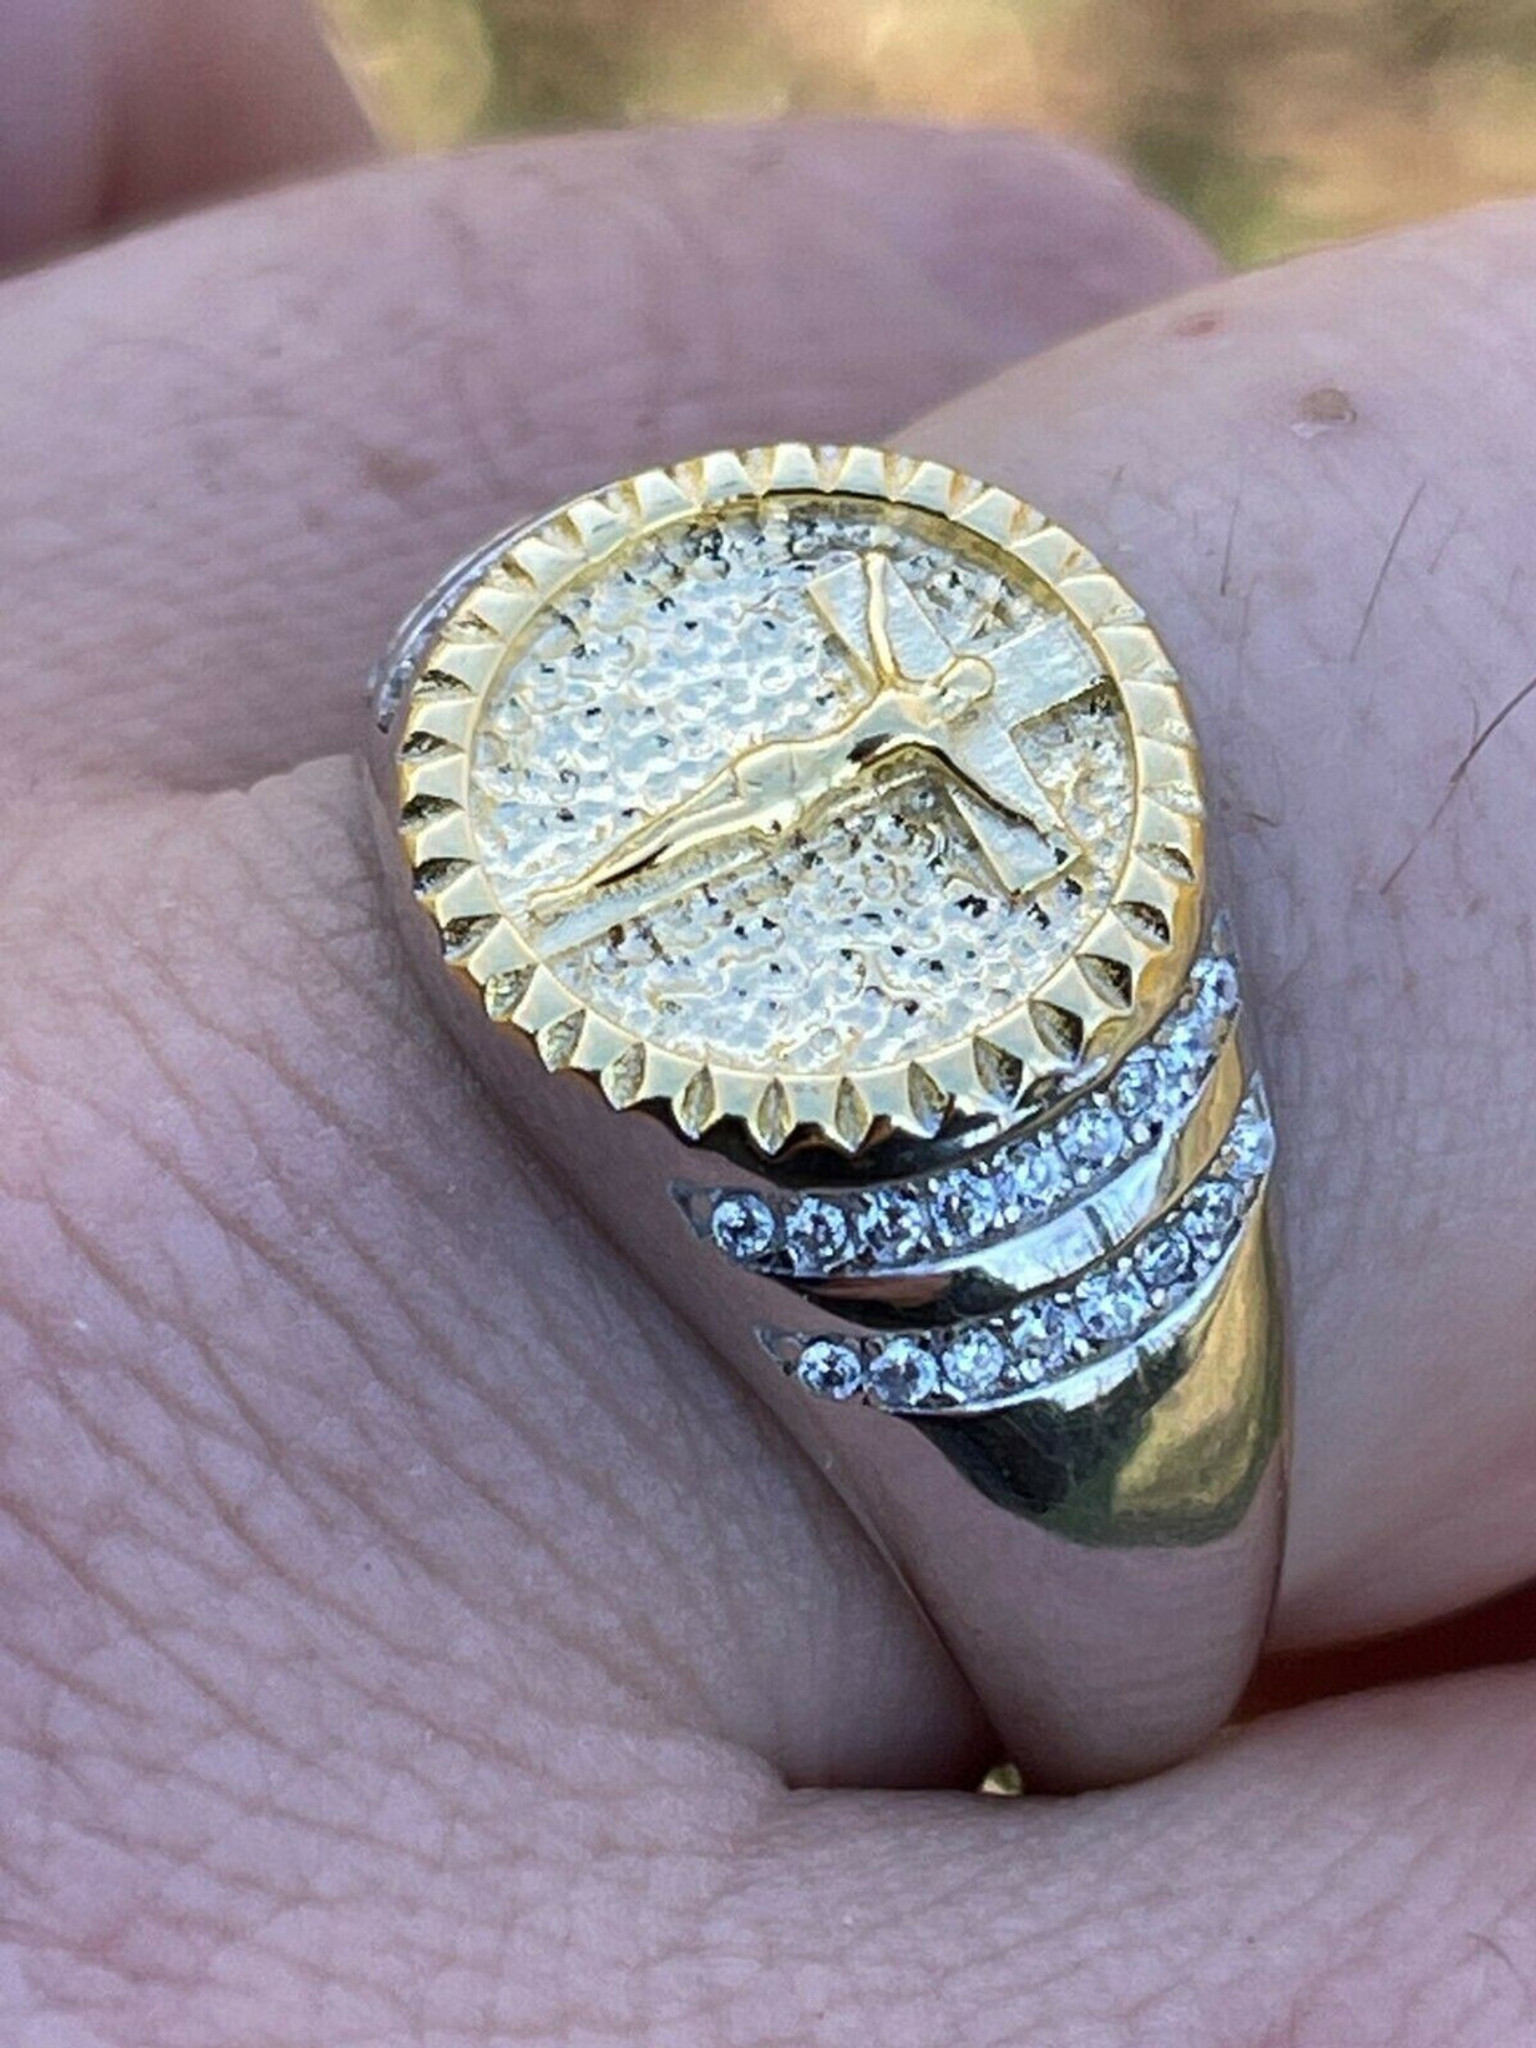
top-left (317, 0), bottom-right (1536, 262)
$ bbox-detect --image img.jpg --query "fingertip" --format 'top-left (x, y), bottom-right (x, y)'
top-left (803, 119), bottom-right (1222, 358)
top-left (0, 0), bottom-right (374, 272)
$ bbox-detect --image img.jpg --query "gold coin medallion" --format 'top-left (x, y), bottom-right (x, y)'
top-left (390, 447), bottom-right (1204, 1152)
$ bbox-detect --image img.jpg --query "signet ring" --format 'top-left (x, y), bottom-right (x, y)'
top-left (367, 445), bottom-right (1287, 1789)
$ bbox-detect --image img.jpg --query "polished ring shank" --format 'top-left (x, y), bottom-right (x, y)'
top-left (367, 444), bottom-right (1288, 1789)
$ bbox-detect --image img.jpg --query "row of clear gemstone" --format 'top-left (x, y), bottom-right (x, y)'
top-left (782, 1087), bottom-right (1274, 1412)
top-left (703, 952), bottom-right (1241, 1276)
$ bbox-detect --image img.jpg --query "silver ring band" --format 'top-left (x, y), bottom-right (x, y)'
top-left (366, 444), bottom-right (1288, 1788)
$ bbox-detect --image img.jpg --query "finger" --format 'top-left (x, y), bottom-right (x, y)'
top-left (0, 0), bottom-right (373, 271)
top-left (898, 198), bottom-right (1536, 1649)
top-left (0, 121), bottom-right (1218, 790)
top-left (8, 1516), bottom-right (1535, 2048)
top-left (0, 756), bottom-right (991, 1792)
top-left (0, 128), bottom-right (1221, 1813)
top-left (699, 1668), bottom-right (1536, 2048)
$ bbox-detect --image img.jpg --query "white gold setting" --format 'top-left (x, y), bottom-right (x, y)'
top-left (681, 946), bottom-right (1245, 1282)
top-left (762, 1081), bottom-right (1273, 1414)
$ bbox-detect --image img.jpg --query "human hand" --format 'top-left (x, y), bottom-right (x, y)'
top-left (5, 9), bottom-right (1536, 2042)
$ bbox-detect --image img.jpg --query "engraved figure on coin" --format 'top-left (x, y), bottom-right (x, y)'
top-left (530, 551), bottom-right (1102, 919)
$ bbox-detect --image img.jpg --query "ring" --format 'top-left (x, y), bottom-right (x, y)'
top-left (367, 444), bottom-right (1288, 1788)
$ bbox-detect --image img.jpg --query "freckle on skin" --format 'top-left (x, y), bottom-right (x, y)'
top-left (359, 446), bottom-right (438, 500)
top-left (1292, 386), bottom-right (1357, 439)
top-left (1172, 309), bottom-right (1223, 339)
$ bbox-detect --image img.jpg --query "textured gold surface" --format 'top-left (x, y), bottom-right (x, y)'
top-left (392, 446), bottom-right (1203, 1153)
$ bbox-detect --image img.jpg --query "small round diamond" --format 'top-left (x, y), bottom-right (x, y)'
top-left (1013, 1141), bottom-right (1069, 1218)
top-left (709, 1192), bottom-right (777, 1262)
top-left (1136, 1226), bottom-right (1193, 1303)
top-left (797, 1338), bottom-right (864, 1401)
top-left (931, 1167), bottom-right (998, 1249)
top-left (1161, 1014), bottom-right (1212, 1097)
top-left (1226, 1108), bottom-right (1275, 1183)
top-left (943, 1325), bottom-right (1008, 1400)
top-left (1014, 1295), bottom-right (1073, 1380)
top-left (784, 1196), bottom-right (852, 1272)
top-left (1076, 1267), bottom-right (1151, 1347)
top-left (867, 1335), bottom-right (940, 1407)
top-left (1059, 1101), bottom-right (1127, 1183)
top-left (856, 1186), bottom-right (930, 1265)
top-left (986, 1158), bottom-right (1025, 1227)
top-left (1183, 1178), bottom-right (1242, 1262)
top-left (1198, 956), bottom-right (1241, 1017)
top-left (1110, 1050), bottom-right (1163, 1133)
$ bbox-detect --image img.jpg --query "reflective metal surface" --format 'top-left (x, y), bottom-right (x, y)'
top-left (365, 445), bottom-right (1289, 1787)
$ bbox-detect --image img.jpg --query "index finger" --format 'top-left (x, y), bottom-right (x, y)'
top-left (0, 121), bottom-right (1217, 790)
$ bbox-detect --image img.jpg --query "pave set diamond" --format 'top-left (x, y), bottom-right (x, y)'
top-left (780, 1087), bottom-right (1273, 1412)
top-left (681, 944), bottom-right (1274, 1415)
top-left (693, 951), bottom-right (1242, 1278)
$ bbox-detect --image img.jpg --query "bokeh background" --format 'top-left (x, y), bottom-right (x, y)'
top-left (316, 0), bottom-right (1536, 262)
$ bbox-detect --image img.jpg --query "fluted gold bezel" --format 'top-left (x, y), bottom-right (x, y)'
top-left (391, 444), bottom-right (1204, 1153)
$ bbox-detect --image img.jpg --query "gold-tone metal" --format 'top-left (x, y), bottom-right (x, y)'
top-left (369, 444), bottom-right (1288, 1788)
top-left (390, 444), bottom-right (1204, 1154)
top-left (530, 551), bottom-right (1082, 915)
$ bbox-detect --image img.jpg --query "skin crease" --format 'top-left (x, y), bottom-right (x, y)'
top-left (901, 231), bottom-right (1536, 1645)
top-left (1, 15), bottom-right (1536, 2045)
top-left (0, 121), bottom-right (1218, 790)
top-left (0, 0), bottom-right (374, 270)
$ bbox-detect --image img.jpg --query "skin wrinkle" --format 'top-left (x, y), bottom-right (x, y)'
top-left (5, 768), bottom-right (974, 1796)
top-left (7, 1622), bottom-right (774, 1974)
top-left (0, 1482), bottom-right (292, 1798)
top-left (39, 1319), bottom-right (445, 1690)
top-left (19, 1122), bottom-right (679, 1744)
top-left (0, 125), bottom-right (1218, 792)
top-left (35, 1127), bottom-right (753, 1763)
top-left (18, 1679), bottom-right (1531, 2048)
top-left (29, 1248), bottom-right (399, 1605)
top-left (704, 1678), bottom-right (1536, 2048)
